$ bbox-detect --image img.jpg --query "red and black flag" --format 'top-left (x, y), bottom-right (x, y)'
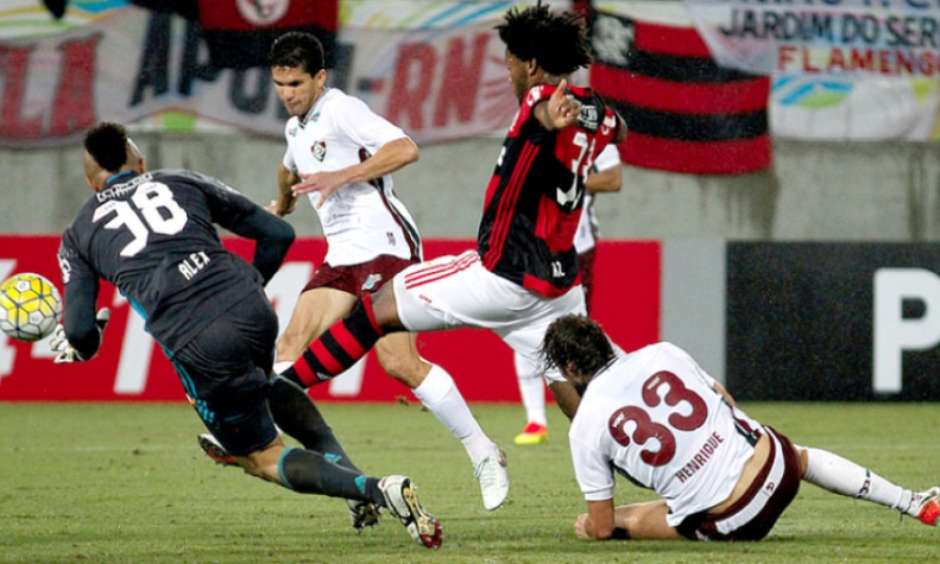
top-left (129, 0), bottom-right (338, 69)
top-left (588, 8), bottom-right (771, 175)
top-left (197, 0), bottom-right (338, 69)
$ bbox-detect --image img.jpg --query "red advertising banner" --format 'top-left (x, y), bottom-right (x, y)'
top-left (0, 236), bottom-right (659, 402)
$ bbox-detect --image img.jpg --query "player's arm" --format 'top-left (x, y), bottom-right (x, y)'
top-left (226, 207), bottom-right (295, 284)
top-left (585, 166), bottom-right (621, 194)
top-left (575, 499), bottom-right (627, 540)
top-left (272, 162), bottom-right (300, 217)
top-left (195, 173), bottom-right (296, 284)
top-left (52, 237), bottom-right (110, 363)
top-left (713, 380), bottom-right (736, 408)
top-left (292, 137), bottom-right (418, 201)
top-left (533, 79), bottom-right (580, 131)
top-left (550, 380), bottom-right (582, 419)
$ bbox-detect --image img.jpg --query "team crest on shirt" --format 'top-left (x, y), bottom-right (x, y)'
top-left (311, 140), bottom-right (327, 161)
top-left (361, 273), bottom-right (383, 292)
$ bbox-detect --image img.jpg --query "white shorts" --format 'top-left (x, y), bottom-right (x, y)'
top-left (392, 250), bottom-right (586, 383)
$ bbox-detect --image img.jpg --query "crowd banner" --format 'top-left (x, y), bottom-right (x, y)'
top-left (589, 7), bottom-right (771, 174)
top-left (685, 0), bottom-right (940, 140)
top-left (0, 8), bottom-right (516, 148)
top-left (0, 236), bottom-right (660, 402)
top-left (685, 0), bottom-right (940, 77)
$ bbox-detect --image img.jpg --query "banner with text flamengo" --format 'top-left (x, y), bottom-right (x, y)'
top-left (0, 8), bottom-right (514, 148)
top-left (0, 236), bottom-right (660, 403)
top-left (684, 0), bottom-right (940, 140)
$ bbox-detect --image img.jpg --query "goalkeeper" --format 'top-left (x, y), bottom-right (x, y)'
top-left (52, 122), bottom-right (441, 549)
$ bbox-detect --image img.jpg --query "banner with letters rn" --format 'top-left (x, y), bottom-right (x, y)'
top-left (687, 0), bottom-right (940, 140)
top-left (0, 8), bottom-right (515, 148)
top-left (0, 236), bottom-right (660, 403)
top-left (726, 242), bottom-right (940, 401)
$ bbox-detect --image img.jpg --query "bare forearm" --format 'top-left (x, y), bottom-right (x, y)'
top-left (585, 166), bottom-right (622, 194)
top-left (275, 165), bottom-right (299, 215)
top-left (340, 137), bottom-right (418, 184)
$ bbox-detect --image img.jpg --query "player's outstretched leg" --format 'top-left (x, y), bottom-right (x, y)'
top-left (378, 475), bottom-right (443, 549)
top-left (281, 294), bottom-right (384, 387)
top-left (800, 446), bottom-right (940, 525)
top-left (375, 333), bottom-right (510, 511)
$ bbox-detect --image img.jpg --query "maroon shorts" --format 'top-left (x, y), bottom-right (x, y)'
top-left (676, 426), bottom-right (802, 541)
top-left (302, 254), bottom-right (419, 297)
top-left (577, 248), bottom-right (596, 315)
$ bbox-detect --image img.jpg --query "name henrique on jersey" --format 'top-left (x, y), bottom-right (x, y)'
top-left (58, 170), bottom-right (265, 353)
top-left (478, 84), bottom-right (620, 297)
top-left (283, 88), bottom-right (421, 267)
top-left (569, 343), bottom-right (762, 527)
top-left (573, 143), bottom-right (621, 255)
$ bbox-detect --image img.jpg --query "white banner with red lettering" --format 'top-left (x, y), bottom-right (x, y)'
top-left (0, 236), bottom-right (660, 402)
top-left (685, 0), bottom-right (940, 140)
top-left (0, 8), bottom-right (515, 148)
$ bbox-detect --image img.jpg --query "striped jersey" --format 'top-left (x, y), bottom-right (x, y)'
top-left (569, 343), bottom-right (761, 527)
top-left (283, 88), bottom-right (421, 267)
top-left (477, 84), bottom-right (620, 297)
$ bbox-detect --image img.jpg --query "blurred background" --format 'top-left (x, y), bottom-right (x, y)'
top-left (3, 0), bottom-right (940, 404)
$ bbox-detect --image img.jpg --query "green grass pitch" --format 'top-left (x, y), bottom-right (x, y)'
top-left (1, 402), bottom-right (938, 563)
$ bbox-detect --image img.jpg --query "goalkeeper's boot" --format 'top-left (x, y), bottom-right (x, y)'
top-left (475, 446), bottom-right (509, 511)
top-left (378, 475), bottom-right (442, 549)
top-left (909, 487), bottom-right (940, 526)
top-left (346, 499), bottom-right (381, 531)
top-left (197, 433), bottom-right (238, 467)
top-left (513, 422), bottom-right (548, 446)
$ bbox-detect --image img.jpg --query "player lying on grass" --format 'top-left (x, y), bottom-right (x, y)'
top-left (50, 122), bottom-right (441, 549)
top-left (541, 315), bottom-right (940, 541)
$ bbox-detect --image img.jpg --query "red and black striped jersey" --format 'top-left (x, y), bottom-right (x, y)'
top-left (477, 84), bottom-right (620, 297)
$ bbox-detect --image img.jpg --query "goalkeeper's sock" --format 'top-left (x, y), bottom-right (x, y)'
top-left (278, 448), bottom-right (384, 505)
top-left (413, 364), bottom-right (495, 467)
top-left (281, 294), bottom-right (383, 388)
top-left (802, 447), bottom-right (913, 511)
top-left (268, 376), bottom-right (361, 473)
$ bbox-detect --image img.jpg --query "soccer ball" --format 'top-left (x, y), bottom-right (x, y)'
top-left (0, 272), bottom-right (62, 342)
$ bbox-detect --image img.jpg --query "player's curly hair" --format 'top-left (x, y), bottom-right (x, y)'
top-left (541, 315), bottom-right (614, 379)
top-left (269, 31), bottom-right (325, 75)
top-left (496, 3), bottom-right (591, 75)
top-left (84, 122), bottom-right (128, 173)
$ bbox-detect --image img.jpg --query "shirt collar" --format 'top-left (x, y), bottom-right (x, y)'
top-left (300, 88), bottom-right (331, 127)
top-left (105, 171), bottom-right (137, 187)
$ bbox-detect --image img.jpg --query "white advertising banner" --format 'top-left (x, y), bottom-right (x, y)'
top-left (685, 0), bottom-right (940, 140)
top-left (0, 7), bottom-right (516, 148)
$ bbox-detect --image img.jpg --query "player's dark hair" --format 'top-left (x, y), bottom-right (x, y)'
top-left (83, 122), bottom-right (128, 173)
top-left (269, 31), bottom-right (325, 75)
top-left (541, 315), bottom-right (614, 379)
top-left (496, 3), bottom-right (591, 75)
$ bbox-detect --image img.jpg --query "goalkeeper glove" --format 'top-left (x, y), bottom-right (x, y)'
top-left (51, 308), bottom-right (110, 364)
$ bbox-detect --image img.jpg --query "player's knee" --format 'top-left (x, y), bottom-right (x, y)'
top-left (371, 285), bottom-right (404, 329)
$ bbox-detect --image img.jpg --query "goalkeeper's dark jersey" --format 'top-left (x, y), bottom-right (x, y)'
top-left (477, 84), bottom-right (620, 298)
top-left (58, 169), bottom-right (267, 354)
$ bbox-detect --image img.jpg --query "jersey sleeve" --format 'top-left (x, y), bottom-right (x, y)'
top-left (667, 342), bottom-right (718, 389)
top-left (183, 171), bottom-right (261, 228)
top-left (332, 94), bottom-right (408, 152)
top-left (593, 143), bottom-right (621, 172)
top-left (569, 425), bottom-right (616, 501)
top-left (58, 229), bottom-right (102, 359)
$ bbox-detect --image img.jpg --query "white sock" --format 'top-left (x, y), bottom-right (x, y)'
top-left (514, 352), bottom-right (547, 427)
top-left (803, 447), bottom-right (914, 512)
top-left (413, 364), bottom-right (494, 466)
top-left (274, 361), bottom-right (293, 374)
